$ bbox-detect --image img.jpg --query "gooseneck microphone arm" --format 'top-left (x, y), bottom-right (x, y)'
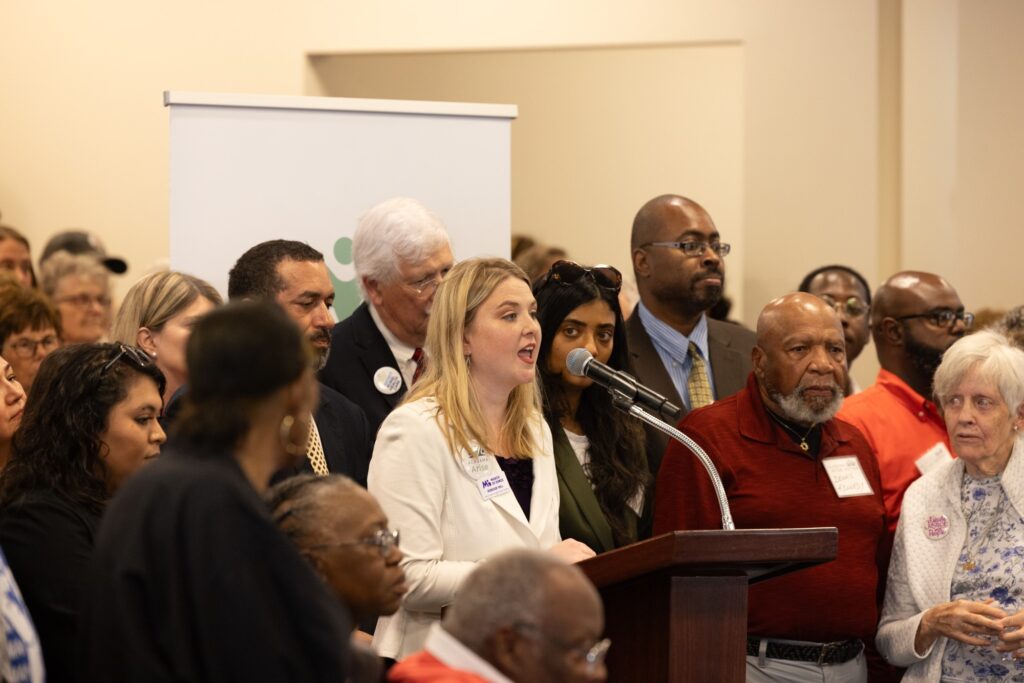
top-left (567, 348), bottom-right (735, 531)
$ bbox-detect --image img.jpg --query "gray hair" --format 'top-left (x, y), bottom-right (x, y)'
top-left (444, 548), bottom-right (572, 652)
top-left (352, 197), bottom-right (450, 293)
top-left (38, 252), bottom-right (109, 299)
top-left (264, 473), bottom-right (362, 549)
top-left (934, 330), bottom-right (1024, 419)
top-left (995, 305), bottom-right (1024, 351)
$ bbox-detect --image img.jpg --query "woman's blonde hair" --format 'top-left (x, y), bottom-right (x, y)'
top-left (111, 270), bottom-right (222, 345)
top-left (406, 257), bottom-right (542, 460)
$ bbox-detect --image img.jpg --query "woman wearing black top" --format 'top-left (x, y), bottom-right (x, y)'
top-left (0, 343), bottom-right (166, 683)
top-left (534, 260), bottom-right (650, 552)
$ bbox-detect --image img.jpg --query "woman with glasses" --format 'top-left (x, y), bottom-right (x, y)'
top-left (112, 270), bottom-right (221, 408)
top-left (368, 258), bottom-right (595, 661)
top-left (0, 282), bottom-right (62, 394)
top-left (39, 252), bottom-right (112, 344)
top-left (0, 343), bottom-right (166, 683)
top-left (78, 301), bottom-right (353, 682)
top-left (534, 260), bottom-right (650, 553)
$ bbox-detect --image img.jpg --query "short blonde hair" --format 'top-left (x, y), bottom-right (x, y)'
top-left (38, 252), bottom-right (108, 299)
top-left (111, 270), bottom-right (222, 345)
top-left (934, 329), bottom-right (1024, 417)
top-left (406, 257), bottom-right (543, 460)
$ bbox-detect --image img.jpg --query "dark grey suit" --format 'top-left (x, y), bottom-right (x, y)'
top-left (625, 313), bottom-right (756, 478)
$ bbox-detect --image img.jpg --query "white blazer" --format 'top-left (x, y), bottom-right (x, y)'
top-left (877, 439), bottom-right (1024, 681)
top-left (367, 397), bottom-right (562, 660)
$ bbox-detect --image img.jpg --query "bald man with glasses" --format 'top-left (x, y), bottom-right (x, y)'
top-left (838, 271), bottom-right (972, 531)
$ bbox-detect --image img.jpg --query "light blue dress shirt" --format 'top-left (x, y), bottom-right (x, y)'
top-left (636, 301), bottom-right (716, 411)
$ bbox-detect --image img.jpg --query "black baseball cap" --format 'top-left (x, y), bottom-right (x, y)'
top-left (40, 230), bottom-right (128, 274)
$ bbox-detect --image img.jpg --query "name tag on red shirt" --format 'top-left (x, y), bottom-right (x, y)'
top-left (822, 456), bottom-right (875, 498)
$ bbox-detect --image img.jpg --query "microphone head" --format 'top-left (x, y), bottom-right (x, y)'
top-left (566, 348), bottom-right (593, 377)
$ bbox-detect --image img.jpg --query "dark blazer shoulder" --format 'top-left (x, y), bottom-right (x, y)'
top-left (551, 426), bottom-right (617, 554)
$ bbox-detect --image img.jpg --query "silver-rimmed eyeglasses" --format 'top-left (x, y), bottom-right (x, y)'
top-left (309, 528), bottom-right (400, 558)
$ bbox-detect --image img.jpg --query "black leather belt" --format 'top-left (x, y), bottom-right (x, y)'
top-left (746, 637), bottom-right (863, 665)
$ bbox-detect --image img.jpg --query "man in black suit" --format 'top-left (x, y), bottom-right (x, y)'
top-left (320, 198), bottom-right (453, 439)
top-left (628, 194), bottom-right (756, 477)
top-left (228, 240), bottom-right (372, 486)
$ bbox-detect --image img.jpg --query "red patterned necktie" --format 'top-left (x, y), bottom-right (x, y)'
top-left (411, 347), bottom-right (426, 384)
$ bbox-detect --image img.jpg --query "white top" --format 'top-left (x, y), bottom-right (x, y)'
top-left (424, 624), bottom-right (513, 683)
top-left (368, 398), bottom-right (562, 660)
top-left (876, 439), bottom-right (1024, 682)
top-left (368, 303), bottom-right (419, 387)
top-left (563, 428), bottom-right (644, 517)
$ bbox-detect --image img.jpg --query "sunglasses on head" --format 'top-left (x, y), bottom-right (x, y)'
top-left (544, 260), bottom-right (622, 293)
top-left (101, 344), bottom-right (155, 375)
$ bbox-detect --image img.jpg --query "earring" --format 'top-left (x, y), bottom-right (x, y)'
top-left (464, 355), bottom-right (472, 368)
top-left (279, 415), bottom-right (305, 456)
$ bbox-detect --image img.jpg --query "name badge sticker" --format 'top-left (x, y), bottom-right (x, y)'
top-left (477, 472), bottom-right (512, 501)
top-left (822, 456), bottom-right (875, 498)
top-left (915, 442), bottom-right (954, 475)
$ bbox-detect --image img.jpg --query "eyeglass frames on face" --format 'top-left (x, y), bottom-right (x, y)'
top-left (640, 241), bottom-right (731, 258)
top-left (100, 344), bottom-right (155, 375)
top-left (895, 309), bottom-right (974, 330)
top-left (543, 260), bottom-right (623, 293)
top-left (819, 294), bottom-right (868, 318)
top-left (514, 623), bottom-right (612, 674)
top-left (403, 270), bottom-right (449, 297)
top-left (55, 293), bottom-right (112, 309)
top-left (5, 335), bottom-right (59, 359)
top-left (309, 528), bottom-right (400, 558)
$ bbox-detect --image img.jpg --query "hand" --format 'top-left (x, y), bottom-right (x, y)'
top-left (549, 539), bottom-right (596, 564)
top-left (916, 599), bottom-right (1007, 654)
top-left (995, 610), bottom-right (1024, 655)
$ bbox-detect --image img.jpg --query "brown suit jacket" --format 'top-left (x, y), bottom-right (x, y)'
top-left (625, 312), bottom-right (756, 478)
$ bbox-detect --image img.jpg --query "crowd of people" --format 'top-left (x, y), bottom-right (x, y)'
top-left (0, 193), bottom-right (1020, 683)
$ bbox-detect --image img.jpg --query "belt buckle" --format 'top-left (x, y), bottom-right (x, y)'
top-left (817, 641), bottom-right (835, 666)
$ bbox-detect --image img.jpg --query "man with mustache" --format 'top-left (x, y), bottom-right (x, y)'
top-left (628, 194), bottom-right (756, 477)
top-left (654, 293), bottom-right (887, 682)
top-left (838, 271), bottom-right (971, 532)
top-left (228, 240), bottom-right (372, 486)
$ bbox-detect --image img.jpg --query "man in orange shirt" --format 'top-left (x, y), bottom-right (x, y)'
top-left (838, 271), bottom-right (972, 531)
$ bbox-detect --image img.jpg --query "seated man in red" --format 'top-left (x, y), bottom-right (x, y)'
top-left (654, 293), bottom-right (888, 682)
top-left (389, 548), bottom-right (607, 683)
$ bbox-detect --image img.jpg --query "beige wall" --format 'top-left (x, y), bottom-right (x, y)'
top-left (1, 0), bottom-right (1021, 387)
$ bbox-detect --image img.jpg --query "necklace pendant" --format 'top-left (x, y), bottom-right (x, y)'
top-left (963, 560), bottom-right (976, 571)
top-left (799, 441), bottom-right (809, 452)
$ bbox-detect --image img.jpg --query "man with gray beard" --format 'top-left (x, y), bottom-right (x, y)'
top-left (654, 293), bottom-right (888, 683)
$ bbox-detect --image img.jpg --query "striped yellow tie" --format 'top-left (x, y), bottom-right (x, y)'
top-left (687, 342), bottom-right (714, 409)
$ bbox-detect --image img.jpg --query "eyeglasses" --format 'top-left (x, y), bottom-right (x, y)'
top-left (54, 293), bottom-right (112, 309)
top-left (100, 344), bottom-right (155, 375)
top-left (515, 623), bottom-right (611, 674)
top-left (640, 241), bottom-right (731, 258)
top-left (402, 270), bottom-right (448, 297)
top-left (819, 294), bottom-right (868, 318)
top-left (309, 528), bottom-right (400, 558)
top-left (543, 260), bottom-right (622, 293)
top-left (5, 335), bottom-right (59, 359)
top-left (895, 309), bottom-right (975, 330)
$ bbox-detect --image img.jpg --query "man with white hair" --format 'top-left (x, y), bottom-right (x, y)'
top-left (654, 293), bottom-right (888, 682)
top-left (321, 198), bottom-right (454, 438)
top-left (388, 548), bottom-right (607, 683)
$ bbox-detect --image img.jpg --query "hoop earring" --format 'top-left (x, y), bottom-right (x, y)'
top-left (279, 415), bottom-right (305, 456)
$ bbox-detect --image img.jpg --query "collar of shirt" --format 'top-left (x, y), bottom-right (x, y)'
top-left (875, 368), bottom-right (943, 424)
top-left (368, 303), bottom-right (418, 386)
top-left (425, 623), bottom-right (515, 683)
top-left (636, 301), bottom-right (710, 365)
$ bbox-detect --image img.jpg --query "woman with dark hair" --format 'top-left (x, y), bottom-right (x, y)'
top-left (79, 300), bottom-right (352, 682)
top-left (0, 225), bottom-right (37, 289)
top-left (534, 260), bottom-right (650, 552)
top-left (0, 343), bottom-right (167, 683)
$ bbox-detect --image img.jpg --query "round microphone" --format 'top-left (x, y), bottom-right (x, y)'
top-left (566, 348), bottom-right (593, 377)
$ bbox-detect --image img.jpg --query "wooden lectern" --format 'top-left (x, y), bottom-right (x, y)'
top-left (578, 528), bottom-right (838, 683)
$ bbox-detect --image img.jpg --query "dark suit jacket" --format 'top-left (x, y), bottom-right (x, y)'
top-left (625, 312), bottom-right (755, 478)
top-left (320, 302), bottom-right (405, 440)
top-left (272, 383), bottom-right (372, 487)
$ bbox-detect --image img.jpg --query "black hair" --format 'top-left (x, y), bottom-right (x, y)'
top-left (798, 264), bottom-right (872, 305)
top-left (533, 274), bottom-right (649, 546)
top-left (172, 300), bottom-right (311, 452)
top-left (0, 343), bottom-right (166, 513)
top-left (227, 239), bottom-right (324, 300)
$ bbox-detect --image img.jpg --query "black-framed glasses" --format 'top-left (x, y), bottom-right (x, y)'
top-left (514, 623), bottom-right (611, 673)
top-left (640, 241), bottom-right (731, 258)
top-left (100, 344), bottom-right (155, 375)
top-left (895, 309), bottom-right (974, 330)
top-left (309, 528), bottom-right (400, 558)
top-left (819, 294), bottom-right (868, 318)
top-left (544, 260), bottom-right (622, 293)
top-left (5, 334), bottom-right (59, 359)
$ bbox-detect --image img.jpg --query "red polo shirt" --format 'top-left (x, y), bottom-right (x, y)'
top-left (654, 374), bottom-right (888, 643)
top-left (838, 369), bottom-right (952, 532)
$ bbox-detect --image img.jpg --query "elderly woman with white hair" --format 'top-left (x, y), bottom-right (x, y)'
top-left (877, 330), bottom-right (1024, 681)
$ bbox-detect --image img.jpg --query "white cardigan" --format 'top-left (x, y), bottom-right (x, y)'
top-left (876, 439), bottom-right (1024, 682)
top-left (367, 398), bottom-right (562, 660)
